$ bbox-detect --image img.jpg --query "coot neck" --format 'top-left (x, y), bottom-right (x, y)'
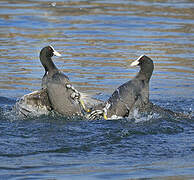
top-left (136, 68), bottom-right (153, 82)
top-left (40, 55), bottom-right (58, 72)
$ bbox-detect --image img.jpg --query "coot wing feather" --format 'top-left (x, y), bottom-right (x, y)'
top-left (107, 79), bottom-right (145, 118)
top-left (46, 72), bottom-right (81, 115)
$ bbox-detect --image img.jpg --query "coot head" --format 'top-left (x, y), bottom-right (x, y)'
top-left (39, 46), bottom-right (61, 72)
top-left (40, 45), bottom-right (61, 58)
top-left (131, 55), bottom-right (154, 81)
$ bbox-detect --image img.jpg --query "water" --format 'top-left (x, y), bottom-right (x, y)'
top-left (0, 0), bottom-right (194, 179)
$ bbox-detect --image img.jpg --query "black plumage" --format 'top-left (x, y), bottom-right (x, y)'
top-left (104, 55), bottom-right (154, 119)
top-left (39, 46), bottom-right (82, 116)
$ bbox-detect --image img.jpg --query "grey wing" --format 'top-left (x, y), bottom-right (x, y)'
top-left (14, 89), bottom-right (51, 117)
top-left (106, 80), bottom-right (141, 118)
top-left (46, 73), bottom-right (82, 115)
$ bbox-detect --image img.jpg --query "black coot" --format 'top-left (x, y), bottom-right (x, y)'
top-left (15, 46), bottom-right (103, 117)
top-left (39, 46), bottom-right (84, 116)
top-left (88, 55), bottom-right (154, 120)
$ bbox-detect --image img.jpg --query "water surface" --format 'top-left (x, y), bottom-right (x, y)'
top-left (0, 0), bottom-right (194, 179)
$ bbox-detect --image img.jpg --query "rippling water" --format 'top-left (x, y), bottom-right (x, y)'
top-left (0, 0), bottom-right (194, 179)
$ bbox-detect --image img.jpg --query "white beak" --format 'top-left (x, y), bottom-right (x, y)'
top-left (130, 59), bottom-right (139, 67)
top-left (53, 50), bottom-right (62, 57)
top-left (49, 45), bottom-right (62, 57)
top-left (130, 54), bottom-right (145, 67)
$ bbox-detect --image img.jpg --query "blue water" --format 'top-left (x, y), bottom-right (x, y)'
top-left (0, 0), bottom-right (194, 179)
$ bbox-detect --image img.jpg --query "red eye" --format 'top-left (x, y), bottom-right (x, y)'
top-left (48, 47), bottom-right (52, 51)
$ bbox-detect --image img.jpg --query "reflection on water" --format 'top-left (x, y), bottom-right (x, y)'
top-left (0, 0), bottom-right (193, 99)
top-left (0, 0), bottom-right (194, 179)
